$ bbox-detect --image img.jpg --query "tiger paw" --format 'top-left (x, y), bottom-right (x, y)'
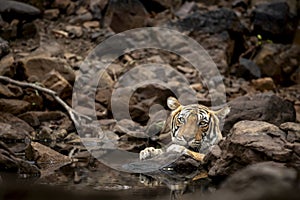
top-left (139, 147), bottom-right (163, 160)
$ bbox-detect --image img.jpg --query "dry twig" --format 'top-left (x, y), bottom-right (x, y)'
top-left (0, 75), bottom-right (91, 127)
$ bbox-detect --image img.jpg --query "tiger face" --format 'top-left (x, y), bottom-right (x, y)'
top-left (167, 97), bottom-right (230, 153)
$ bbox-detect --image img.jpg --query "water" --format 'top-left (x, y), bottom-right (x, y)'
top-left (0, 155), bottom-right (213, 200)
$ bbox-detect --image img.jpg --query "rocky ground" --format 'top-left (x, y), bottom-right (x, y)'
top-left (0, 0), bottom-right (300, 199)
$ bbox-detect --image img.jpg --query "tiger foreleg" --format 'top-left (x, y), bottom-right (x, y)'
top-left (166, 144), bottom-right (205, 163)
top-left (139, 147), bottom-right (164, 160)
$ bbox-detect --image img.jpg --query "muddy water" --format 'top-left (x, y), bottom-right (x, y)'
top-left (0, 142), bottom-right (213, 200)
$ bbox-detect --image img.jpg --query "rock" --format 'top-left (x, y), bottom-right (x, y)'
top-left (0, 112), bottom-right (33, 142)
top-left (22, 88), bottom-right (44, 111)
top-left (114, 119), bottom-right (149, 138)
top-left (0, 0), bottom-right (41, 22)
top-left (224, 93), bottom-right (296, 135)
top-left (290, 67), bottom-right (300, 84)
top-left (27, 142), bottom-right (72, 177)
top-left (209, 162), bottom-right (298, 200)
top-left (0, 112), bottom-right (34, 133)
top-left (253, 43), bottom-right (300, 84)
top-left (232, 0), bottom-right (248, 10)
top-left (20, 21), bottom-right (38, 39)
top-left (251, 1), bottom-right (298, 43)
top-left (42, 70), bottom-right (73, 100)
top-left (175, 1), bottom-right (197, 19)
top-left (173, 8), bottom-right (246, 35)
top-left (83, 21), bottom-right (100, 29)
top-left (205, 120), bottom-right (295, 178)
top-left (52, 0), bottom-right (71, 11)
top-left (65, 25), bottom-right (83, 38)
top-left (0, 141), bottom-right (38, 175)
top-left (0, 122), bottom-right (30, 141)
top-left (20, 55), bottom-right (75, 84)
top-left (0, 37), bottom-right (10, 59)
top-left (251, 77), bottom-right (276, 91)
top-left (89, 0), bottom-right (108, 20)
top-left (0, 141), bottom-right (19, 172)
top-left (69, 12), bottom-right (93, 24)
top-left (139, 0), bottom-right (181, 13)
top-left (221, 162), bottom-right (297, 191)
top-left (0, 99), bottom-right (31, 115)
top-left (43, 9), bottom-right (60, 20)
top-left (0, 54), bottom-right (15, 77)
top-left (171, 8), bottom-right (246, 72)
top-left (236, 58), bottom-right (261, 80)
top-left (280, 122), bottom-right (300, 143)
top-left (0, 83), bottom-right (23, 98)
top-left (18, 111), bottom-right (67, 127)
top-left (105, 0), bottom-right (148, 33)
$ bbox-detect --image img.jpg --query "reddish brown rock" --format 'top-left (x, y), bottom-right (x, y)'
top-left (42, 70), bottom-right (72, 100)
top-left (0, 98), bottom-right (31, 115)
top-left (21, 55), bottom-right (75, 84)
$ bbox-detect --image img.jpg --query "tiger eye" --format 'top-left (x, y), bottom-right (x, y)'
top-left (199, 121), bottom-right (207, 126)
top-left (177, 116), bottom-right (185, 123)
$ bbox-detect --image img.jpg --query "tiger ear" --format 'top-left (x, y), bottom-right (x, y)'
top-left (214, 106), bottom-right (230, 120)
top-left (167, 97), bottom-right (181, 110)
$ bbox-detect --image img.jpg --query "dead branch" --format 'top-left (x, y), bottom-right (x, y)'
top-left (0, 75), bottom-right (91, 127)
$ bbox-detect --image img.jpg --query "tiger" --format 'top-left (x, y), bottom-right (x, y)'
top-left (139, 96), bottom-right (230, 163)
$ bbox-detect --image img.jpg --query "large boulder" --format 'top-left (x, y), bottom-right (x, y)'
top-left (205, 120), bottom-right (300, 178)
top-left (251, 1), bottom-right (298, 43)
top-left (224, 93), bottom-right (296, 135)
top-left (170, 8), bottom-right (246, 73)
top-left (204, 162), bottom-right (299, 200)
top-left (253, 43), bottom-right (300, 85)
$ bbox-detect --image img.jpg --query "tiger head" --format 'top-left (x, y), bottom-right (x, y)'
top-left (167, 96), bottom-right (230, 152)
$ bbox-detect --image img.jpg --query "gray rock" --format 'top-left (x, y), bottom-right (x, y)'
top-left (224, 93), bottom-right (296, 135)
top-left (172, 8), bottom-right (246, 34)
top-left (0, 37), bottom-right (10, 59)
top-left (170, 8), bottom-right (246, 73)
top-left (221, 162), bottom-right (297, 192)
top-left (205, 120), bottom-right (298, 178)
top-left (253, 43), bottom-right (300, 84)
top-left (280, 122), bottom-right (300, 143)
top-left (204, 162), bottom-right (299, 200)
top-left (251, 1), bottom-right (298, 43)
top-left (0, 0), bottom-right (41, 22)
